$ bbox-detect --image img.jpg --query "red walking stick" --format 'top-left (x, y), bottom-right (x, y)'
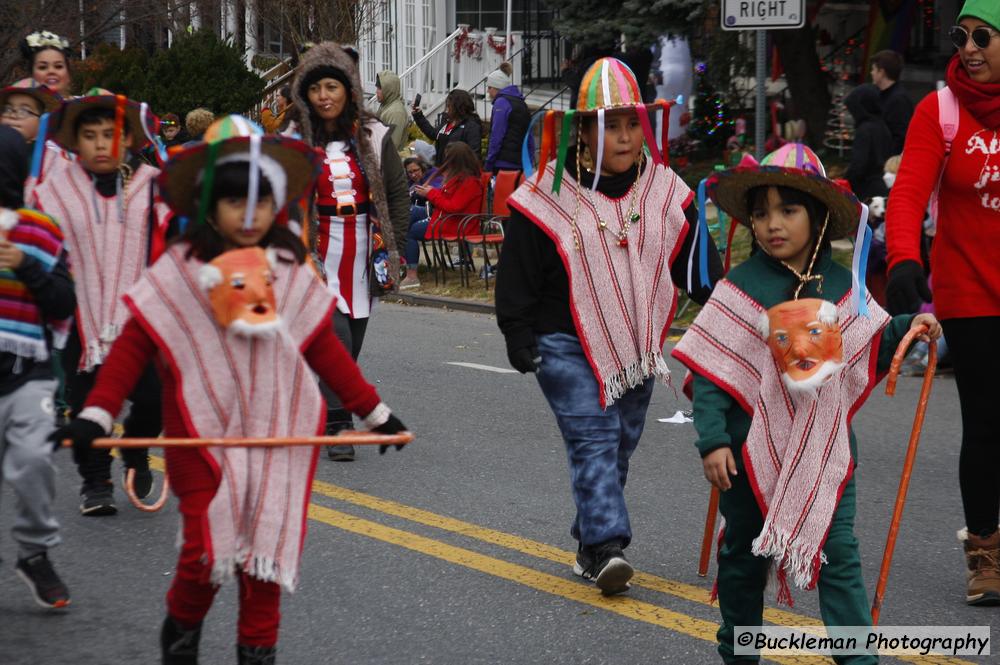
top-left (63, 432), bottom-right (414, 513)
top-left (870, 325), bottom-right (936, 625)
top-left (699, 486), bottom-right (720, 577)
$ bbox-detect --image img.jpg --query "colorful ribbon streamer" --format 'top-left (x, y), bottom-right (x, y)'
top-left (851, 203), bottom-right (872, 317)
top-left (552, 110), bottom-right (575, 195)
top-left (521, 110), bottom-right (545, 179)
top-left (243, 134), bottom-right (262, 230)
top-left (29, 113), bottom-right (49, 179)
top-left (591, 109), bottom-right (605, 192)
top-left (196, 142), bottom-right (222, 226)
top-left (111, 94), bottom-right (127, 162)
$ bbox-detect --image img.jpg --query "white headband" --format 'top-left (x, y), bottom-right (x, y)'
top-left (197, 151), bottom-right (288, 211)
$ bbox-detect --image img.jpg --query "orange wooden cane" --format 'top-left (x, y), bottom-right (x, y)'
top-left (64, 432), bottom-right (414, 513)
top-left (699, 485), bottom-right (721, 577)
top-left (870, 325), bottom-right (936, 625)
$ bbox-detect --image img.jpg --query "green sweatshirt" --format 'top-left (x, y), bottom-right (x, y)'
top-left (689, 248), bottom-right (915, 461)
top-left (376, 70), bottom-right (411, 151)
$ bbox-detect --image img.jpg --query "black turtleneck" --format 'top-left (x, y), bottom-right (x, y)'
top-left (495, 157), bottom-right (723, 356)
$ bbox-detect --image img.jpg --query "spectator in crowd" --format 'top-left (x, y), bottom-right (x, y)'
top-left (885, 0), bottom-right (1000, 606)
top-left (412, 89), bottom-right (482, 165)
top-left (261, 85), bottom-right (292, 134)
top-left (21, 31), bottom-right (73, 97)
top-left (404, 155), bottom-right (438, 222)
top-left (400, 142), bottom-right (483, 289)
top-left (376, 70), bottom-right (411, 151)
top-left (158, 113), bottom-right (188, 148)
top-left (0, 79), bottom-right (60, 145)
top-left (184, 108), bottom-right (215, 144)
top-left (844, 83), bottom-right (892, 201)
top-left (484, 62), bottom-right (533, 174)
top-left (871, 50), bottom-right (914, 154)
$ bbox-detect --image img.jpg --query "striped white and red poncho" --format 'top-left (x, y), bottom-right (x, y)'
top-left (673, 280), bottom-right (889, 599)
top-left (507, 161), bottom-right (691, 407)
top-left (123, 245), bottom-right (336, 591)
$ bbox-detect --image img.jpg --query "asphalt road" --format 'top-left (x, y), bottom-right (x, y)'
top-left (0, 302), bottom-right (993, 664)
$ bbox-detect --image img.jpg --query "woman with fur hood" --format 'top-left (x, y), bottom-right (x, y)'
top-left (291, 42), bottom-right (411, 461)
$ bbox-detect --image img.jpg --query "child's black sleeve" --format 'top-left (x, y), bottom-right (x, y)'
top-left (670, 201), bottom-right (723, 306)
top-left (15, 252), bottom-right (75, 320)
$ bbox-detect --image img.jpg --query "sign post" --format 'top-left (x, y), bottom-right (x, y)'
top-left (721, 0), bottom-right (805, 160)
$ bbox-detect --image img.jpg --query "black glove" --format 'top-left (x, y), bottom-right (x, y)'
top-left (886, 259), bottom-right (932, 316)
top-left (374, 414), bottom-right (408, 454)
top-left (508, 346), bottom-right (541, 374)
top-left (49, 418), bottom-right (105, 466)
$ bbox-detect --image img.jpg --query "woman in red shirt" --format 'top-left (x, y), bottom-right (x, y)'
top-left (885, 0), bottom-right (1000, 606)
top-left (400, 142), bottom-right (484, 288)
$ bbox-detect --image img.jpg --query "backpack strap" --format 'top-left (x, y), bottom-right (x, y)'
top-left (937, 86), bottom-right (959, 156)
top-left (929, 86), bottom-right (960, 225)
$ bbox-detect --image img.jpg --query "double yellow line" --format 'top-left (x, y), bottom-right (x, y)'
top-left (147, 456), bottom-right (974, 664)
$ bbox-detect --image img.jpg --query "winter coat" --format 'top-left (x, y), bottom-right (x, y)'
top-left (291, 42), bottom-right (410, 277)
top-left (485, 85), bottom-right (532, 172)
top-left (845, 84), bottom-right (893, 202)
top-left (376, 70), bottom-right (411, 151)
top-left (412, 109), bottom-right (482, 165)
top-left (879, 82), bottom-right (914, 156)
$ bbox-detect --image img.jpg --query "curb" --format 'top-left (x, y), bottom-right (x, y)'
top-left (388, 292), bottom-right (496, 314)
top-left (389, 292), bottom-right (689, 336)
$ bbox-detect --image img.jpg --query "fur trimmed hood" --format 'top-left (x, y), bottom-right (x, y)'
top-left (291, 42), bottom-right (402, 280)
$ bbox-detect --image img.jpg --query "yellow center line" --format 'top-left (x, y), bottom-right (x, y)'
top-left (144, 455), bottom-right (970, 664)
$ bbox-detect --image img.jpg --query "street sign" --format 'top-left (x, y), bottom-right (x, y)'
top-left (721, 0), bottom-right (805, 30)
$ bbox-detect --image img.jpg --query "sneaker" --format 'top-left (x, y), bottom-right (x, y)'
top-left (80, 481), bottom-right (117, 516)
top-left (124, 466), bottom-right (154, 500)
top-left (960, 528), bottom-right (1000, 606)
top-left (578, 540), bottom-right (634, 596)
top-left (237, 644), bottom-right (277, 664)
top-left (15, 552), bottom-right (70, 609)
top-left (572, 545), bottom-right (596, 581)
top-left (326, 444), bottom-right (356, 461)
top-left (161, 615), bottom-right (202, 664)
top-left (399, 275), bottom-right (421, 290)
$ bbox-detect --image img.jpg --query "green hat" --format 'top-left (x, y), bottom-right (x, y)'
top-left (959, 0), bottom-right (1000, 30)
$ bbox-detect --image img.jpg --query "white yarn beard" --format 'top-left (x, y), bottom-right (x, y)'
top-left (781, 360), bottom-right (845, 398)
top-left (227, 317), bottom-right (283, 339)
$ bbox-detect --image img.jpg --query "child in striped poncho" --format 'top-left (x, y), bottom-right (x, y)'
top-left (672, 144), bottom-right (941, 664)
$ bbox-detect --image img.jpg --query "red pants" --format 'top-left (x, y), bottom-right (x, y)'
top-left (165, 448), bottom-right (282, 647)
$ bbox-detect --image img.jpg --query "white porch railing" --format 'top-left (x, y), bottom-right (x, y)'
top-left (363, 26), bottom-right (524, 121)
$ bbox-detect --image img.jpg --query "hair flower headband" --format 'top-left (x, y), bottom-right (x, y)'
top-left (25, 31), bottom-right (70, 51)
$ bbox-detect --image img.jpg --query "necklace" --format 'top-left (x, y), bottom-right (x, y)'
top-left (570, 148), bottom-right (643, 250)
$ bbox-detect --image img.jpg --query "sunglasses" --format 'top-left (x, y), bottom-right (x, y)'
top-left (949, 25), bottom-right (1000, 50)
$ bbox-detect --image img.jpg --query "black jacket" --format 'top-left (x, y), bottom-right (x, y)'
top-left (845, 84), bottom-right (893, 202)
top-left (495, 160), bottom-right (722, 358)
top-left (879, 82), bottom-right (914, 156)
top-left (413, 111), bottom-right (483, 165)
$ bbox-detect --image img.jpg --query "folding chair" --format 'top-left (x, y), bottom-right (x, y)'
top-left (460, 170), bottom-right (521, 289)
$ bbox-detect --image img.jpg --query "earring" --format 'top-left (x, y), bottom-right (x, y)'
top-left (579, 143), bottom-right (594, 172)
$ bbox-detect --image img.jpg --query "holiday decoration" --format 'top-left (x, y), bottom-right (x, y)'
top-left (823, 81), bottom-right (853, 157)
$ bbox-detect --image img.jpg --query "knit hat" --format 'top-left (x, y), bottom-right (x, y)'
top-left (0, 78), bottom-right (61, 115)
top-left (486, 68), bottom-right (512, 90)
top-left (522, 57), bottom-right (679, 193)
top-left (157, 114), bottom-right (321, 225)
top-left (959, 0), bottom-right (1000, 30)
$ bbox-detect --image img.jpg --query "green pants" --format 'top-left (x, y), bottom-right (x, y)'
top-left (716, 461), bottom-right (876, 664)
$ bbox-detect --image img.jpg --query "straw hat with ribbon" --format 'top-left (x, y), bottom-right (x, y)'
top-left (705, 143), bottom-right (874, 316)
top-left (0, 78), bottom-right (61, 114)
top-left (48, 89), bottom-right (161, 152)
top-left (521, 57), bottom-right (681, 194)
top-left (157, 114), bottom-right (322, 230)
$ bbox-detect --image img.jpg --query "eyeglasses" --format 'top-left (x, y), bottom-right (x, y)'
top-left (1, 105), bottom-right (41, 119)
top-left (949, 25), bottom-right (1000, 50)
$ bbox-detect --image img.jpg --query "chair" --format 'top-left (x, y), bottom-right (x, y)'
top-left (420, 172), bottom-right (491, 286)
top-left (460, 170), bottom-right (521, 289)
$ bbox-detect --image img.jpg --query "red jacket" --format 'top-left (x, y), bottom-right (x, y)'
top-left (886, 90), bottom-right (1000, 320)
top-left (426, 174), bottom-right (484, 234)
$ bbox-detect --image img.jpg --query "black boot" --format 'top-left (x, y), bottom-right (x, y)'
top-left (237, 644), bottom-right (277, 664)
top-left (160, 615), bottom-right (202, 665)
top-left (324, 408), bottom-right (355, 461)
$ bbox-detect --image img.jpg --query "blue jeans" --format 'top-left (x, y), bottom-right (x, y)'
top-left (407, 217), bottom-right (430, 267)
top-left (535, 332), bottom-right (655, 548)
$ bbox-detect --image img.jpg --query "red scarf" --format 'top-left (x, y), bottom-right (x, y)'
top-left (946, 53), bottom-right (1000, 129)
